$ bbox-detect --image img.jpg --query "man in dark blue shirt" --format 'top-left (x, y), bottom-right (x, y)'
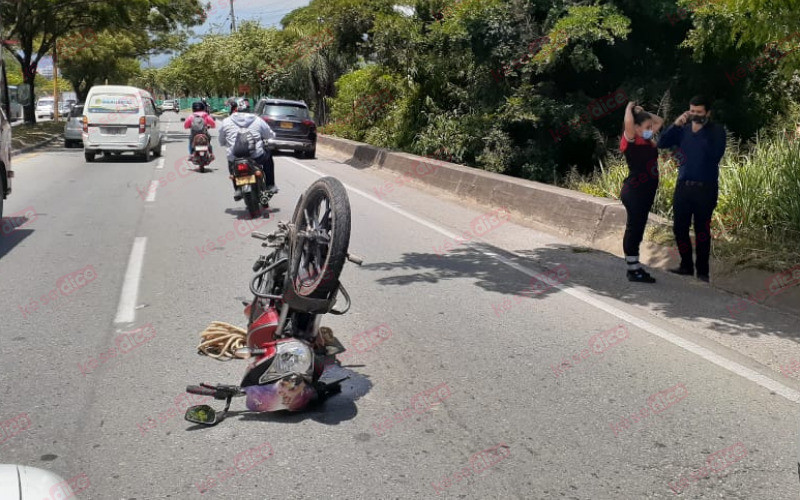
top-left (657, 95), bottom-right (727, 282)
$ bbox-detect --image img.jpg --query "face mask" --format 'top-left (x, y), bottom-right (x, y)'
top-left (690, 114), bottom-right (708, 125)
top-left (642, 130), bottom-right (654, 140)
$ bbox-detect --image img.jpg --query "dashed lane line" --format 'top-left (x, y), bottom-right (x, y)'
top-left (114, 237), bottom-right (147, 324)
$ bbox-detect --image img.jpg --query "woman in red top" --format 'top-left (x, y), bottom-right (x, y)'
top-left (619, 101), bottom-right (664, 282)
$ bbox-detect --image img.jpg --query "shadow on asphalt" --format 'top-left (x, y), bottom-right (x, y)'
top-left (93, 153), bottom-right (156, 163)
top-left (362, 241), bottom-right (800, 343)
top-left (0, 226), bottom-right (34, 261)
top-left (224, 207), bottom-right (280, 221)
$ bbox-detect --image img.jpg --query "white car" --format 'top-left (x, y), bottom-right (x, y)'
top-left (36, 97), bottom-right (54, 119)
top-left (161, 100), bottom-right (176, 112)
top-left (0, 464), bottom-right (82, 499)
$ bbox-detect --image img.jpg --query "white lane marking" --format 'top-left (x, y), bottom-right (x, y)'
top-left (282, 156), bottom-right (800, 403)
top-left (145, 180), bottom-right (159, 202)
top-left (114, 237), bottom-right (147, 324)
top-left (156, 158), bottom-right (164, 169)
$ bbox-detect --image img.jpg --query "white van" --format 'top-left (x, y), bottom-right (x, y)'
top-left (82, 85), bottom-right (163, 162)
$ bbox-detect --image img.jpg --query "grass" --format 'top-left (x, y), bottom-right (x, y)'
top-left (567, 129), bottom-right (800, 273)
top-left (11, 121), bottom-right (64, 150)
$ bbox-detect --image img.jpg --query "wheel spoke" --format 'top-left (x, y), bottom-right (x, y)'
top-left (321, 200), bottom-right (330, 225)
top-left (311, 201), bottom-right (321, 228)
top-left (320, 205), bottom-right (331, 231)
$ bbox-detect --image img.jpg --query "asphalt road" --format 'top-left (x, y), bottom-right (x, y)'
top-left (1, 113), bottom-right (799, 499)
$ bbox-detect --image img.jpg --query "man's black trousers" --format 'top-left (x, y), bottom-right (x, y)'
top-left (672, 181), bottom-right (719, 276)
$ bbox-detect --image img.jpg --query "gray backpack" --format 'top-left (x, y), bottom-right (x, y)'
top-left (232, 126), bottom-right (258, 157)
top-left (190, 115), bottom-right (207, 134)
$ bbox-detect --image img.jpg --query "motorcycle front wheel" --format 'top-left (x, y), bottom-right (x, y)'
top-left (291, 176), bottom-right (351, 299)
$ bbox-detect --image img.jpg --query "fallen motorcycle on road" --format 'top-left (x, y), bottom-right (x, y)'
top-left (185, 176), bottom-right (362, 426)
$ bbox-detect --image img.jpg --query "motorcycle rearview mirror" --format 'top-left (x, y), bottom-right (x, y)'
top-left (185, 405), bottom-right (219, 426)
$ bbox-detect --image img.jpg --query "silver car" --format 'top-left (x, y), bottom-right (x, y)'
top-left (64, 103), bottom-right (84, 147)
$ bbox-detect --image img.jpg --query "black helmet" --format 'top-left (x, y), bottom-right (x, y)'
top-left (192, 101), bottom-right (205, 112)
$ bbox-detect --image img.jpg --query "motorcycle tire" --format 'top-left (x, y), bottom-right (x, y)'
top-left (243, 191), bottom-right (259, 219)
top-left (290, 176), bottom-right (351, 299)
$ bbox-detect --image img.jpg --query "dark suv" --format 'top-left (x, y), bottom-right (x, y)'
top-left (254, 98), bottom-right (316, 159)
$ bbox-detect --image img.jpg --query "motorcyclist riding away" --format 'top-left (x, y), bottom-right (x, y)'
top-left (184, 101), bottom-right (216, 156)
top-left (218, 101), bottom-right (278, 201)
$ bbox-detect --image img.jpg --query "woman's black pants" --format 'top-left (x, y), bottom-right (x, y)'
top-left (620, 181), bottom-right (657, 257)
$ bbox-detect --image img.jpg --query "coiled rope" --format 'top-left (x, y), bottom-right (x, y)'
top-left (197, 321), bottom-right (247, 360)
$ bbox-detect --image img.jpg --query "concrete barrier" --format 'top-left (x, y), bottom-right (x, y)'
top-left (317, 134), bottom-right (627, 246)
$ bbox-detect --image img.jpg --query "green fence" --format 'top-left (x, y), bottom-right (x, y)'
top-left (178, 97), bottom-right (230, 112)
top-left (155, 97), bottom-right (231, 112)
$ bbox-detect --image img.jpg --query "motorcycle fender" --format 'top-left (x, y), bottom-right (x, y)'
top-left (241, 184), bottom-right (253, 193)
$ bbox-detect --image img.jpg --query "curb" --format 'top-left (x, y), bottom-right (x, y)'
top-left (11, 134), bottom-right (62, 157)
top-left (317, 134), bottom-right (800, 318)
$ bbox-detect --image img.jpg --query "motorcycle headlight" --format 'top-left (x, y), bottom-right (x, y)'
top-left (259, 340), bottom-right (313, 384)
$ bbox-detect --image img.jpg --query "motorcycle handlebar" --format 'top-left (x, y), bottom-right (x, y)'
top-left (186, 385), bottom-right (218, 397)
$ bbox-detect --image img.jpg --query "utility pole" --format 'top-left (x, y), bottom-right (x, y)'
top-left (229, 0), bottom-right (237, 33)
top-left (53, 39), bottom-right (59, 121)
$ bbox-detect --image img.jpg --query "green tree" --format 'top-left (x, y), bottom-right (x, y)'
top-left (0, 0), bottom-right (205, 123)
top-left (59, 31), bottom-right (143, 102)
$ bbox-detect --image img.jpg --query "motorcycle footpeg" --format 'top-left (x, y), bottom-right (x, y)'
top-left (347, 253), bottom-right (364, 266)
